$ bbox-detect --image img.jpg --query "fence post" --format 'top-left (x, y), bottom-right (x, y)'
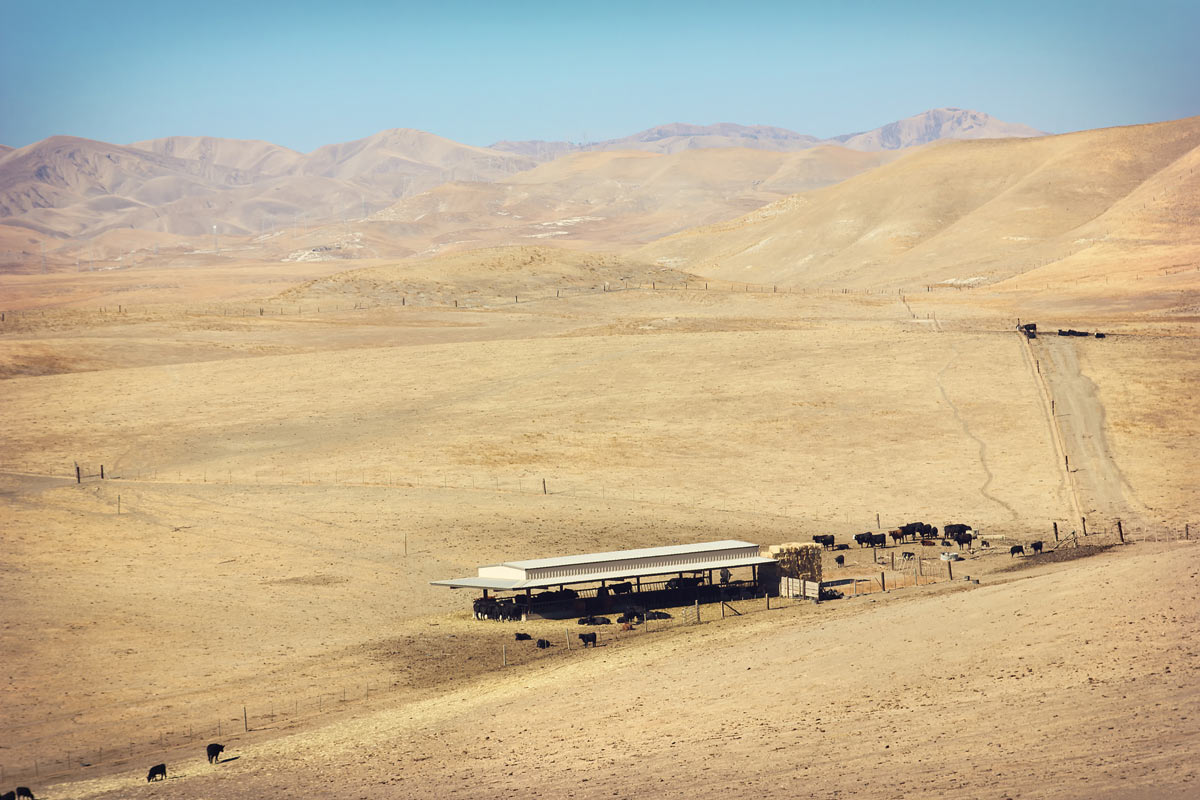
top-left (1054, 521), bottom-right (1059, 542)
top-left (1117, 519), bottom-right (1124, 544)
top-left (502, 643), bottom-right (507, 667)
top-left (880, 572), bottom-right (885, 592)
top-left (76, 464), bottom-right (81, 483)
top-left (243, 706), bottom-right (248, 732)
top-left (1081, 516), bottom-right (1088, 536)
top-left (100, 464), bottom-right (105, 479)
top-left (695, 599), bottom-right (700, 623)
top-left (947, 560), bottom-right (953, 581)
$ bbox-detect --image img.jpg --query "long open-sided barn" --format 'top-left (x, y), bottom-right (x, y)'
top-left (432, 540), bottom-right (778, 619)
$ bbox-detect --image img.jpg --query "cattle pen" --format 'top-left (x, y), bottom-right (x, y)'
top-left (431, 540), bottom-right (780, 621)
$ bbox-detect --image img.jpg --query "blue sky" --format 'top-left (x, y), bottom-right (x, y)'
top-left (1, 0), bottom-right (1197, 152)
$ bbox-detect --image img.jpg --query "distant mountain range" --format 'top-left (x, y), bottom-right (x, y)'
top-left (0, 109), bottom-right (1045, 241)
top-left (491, 108), bottom-right (1045, 157)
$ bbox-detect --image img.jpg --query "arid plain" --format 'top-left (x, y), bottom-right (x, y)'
top-left (1, 114), bottom-right (1198, 799)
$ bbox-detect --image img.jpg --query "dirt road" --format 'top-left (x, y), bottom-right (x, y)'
top-left (1034, 335), bottom-right (1148, 531)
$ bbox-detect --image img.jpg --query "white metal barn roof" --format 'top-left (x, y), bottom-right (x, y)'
top-left (431, 540), bottom-right (775, 591)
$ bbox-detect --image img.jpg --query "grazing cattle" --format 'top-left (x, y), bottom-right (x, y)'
top-left (981, 540), bottom-right (991, 548)
top-left (1096, 332), bottom-right (1106, 339)
top-left (889, 531), bottom-right (905, 545)
top-left (920, 539), bottom-right (937, 547)
top-left (578, 632), bottom-right (598, 647)
top-left (514, 632), bottom-right (532, 641)
top-left (1030, 540), bottom-right (1044, 555)
top-left (646, 610), bottom-right (672, 620)
top-left (834, 543), bottom-right (850, 551)
top-left (16, 791), bottom-right (35, 800)
top-left (536, 639), bottom-right (551, 649)
top-left (834, 555), bottom-right (845, 567)
top-left (854, 532), bottom-right (874, 548)
top-left (901, 551), bottom-right (915, 562)
top-left (812, 534), bottom-right (836, 549)
top-left (609, 582), bottom-right (633, 595)
top-left (1010, 545), bottom-right (1025, 557)
top-left (147, 763), bottom-right (167, 782)
top-left (944, 523), bottom-right (972, 537)
top-left (206, 743), bottom-right (225, 764)
top-left (953, 532), bottom-right (975, 550)
top-left (870, 533), bottom-right (887, 548)
top-left (666, 576), bottom-right (702, 590)
top-left (1, 792), bottom-right (15, 800)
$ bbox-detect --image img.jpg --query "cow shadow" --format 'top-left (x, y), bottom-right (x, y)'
top-left (217, 755), bottom-right (241, 764)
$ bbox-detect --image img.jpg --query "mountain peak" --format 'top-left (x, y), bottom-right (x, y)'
top-left (833, 108), bottom-right (1047, 151)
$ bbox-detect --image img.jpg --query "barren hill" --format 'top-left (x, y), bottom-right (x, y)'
top-left (492, 109), bottom-right (1043, 158)
top-left (367, 145), bottom-right (894, 255)
top-left (0, 130), bottom-right (536, 240)
top-left (640, 116), bottom-right (1200, 300)
top-left (833, 107), bottom-right (1046, 150)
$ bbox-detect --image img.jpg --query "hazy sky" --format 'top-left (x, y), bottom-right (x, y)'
top-left (2, 0), bottom-right (1197, 151)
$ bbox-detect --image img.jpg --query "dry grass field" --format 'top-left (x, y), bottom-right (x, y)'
top-left (3, 118), bottom-right (1199, 798)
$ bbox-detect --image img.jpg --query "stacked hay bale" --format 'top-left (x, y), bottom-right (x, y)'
top-left (769, 542), bottom-right (823, 582)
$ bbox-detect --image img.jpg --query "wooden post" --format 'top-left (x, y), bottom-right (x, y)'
top-left (876, 512), bottom-right (881, 529)
top-left (1065, 454), bottom-right (1069, 470)
top-left (76, 464), bottom-right (81, 484)
top-left (947, 560), bottom-right (953, 581)
top-left (891, 552), bottom-right (895, 570)
top-left (565, 631), bottom-right (570, 650)
top-left (1117, 519), bottom-right (1124, 544)
top-left (243, 706), bottom-right (248, 732)
top-left (880, 572), bottom-right (885, 592)
top-left (100, 464), bottom-right (105, 479)
top-left (1081, 516), bottom-right (1088, 536)
top-left (542, 478), bottom-right (547, 495)
top-left (502, 644), bottom-right (507, 667)
top-left (1053, 521), bottom-right (1059, 542)
top-left (1187, 523), bottom-right (1190, 540)
top-left (117, 495), bottom-right (121, 515)
top-left (694, 598), bottom-right (699, 623)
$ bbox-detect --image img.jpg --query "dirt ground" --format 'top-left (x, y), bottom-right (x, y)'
top-left (1, 264), bottom-right (1197, 799)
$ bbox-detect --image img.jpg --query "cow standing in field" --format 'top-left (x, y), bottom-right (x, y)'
top-left (206, 743), bottom-right (225, 763)
top-left (1, 791), bottom-right (15, 800)
top-left (1010, 545), bottom-right (1025, 557)
top-left (16, 789), bottom-right (35, 800)
top-left (147, 764), bottom-right (167, 782)
top-left (536, 639), bottom-right (551, 649)
top-left (578, 632), bottom-right (598, 647)
top-left (1030, 541), bottom-right (1044, 555)
top-left (834, 555), bottom-right (845, 567)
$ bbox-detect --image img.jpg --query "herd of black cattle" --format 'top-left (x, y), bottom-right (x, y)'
top-left (0, 787), bottom-right (36, 800)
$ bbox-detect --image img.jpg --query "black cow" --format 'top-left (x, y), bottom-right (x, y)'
top-left (206, 743), bottom-right (225, 763)
top-left (889, 531), bottom-right (905, 545)
top-left (835, 543), bottom-right (850, 551)
top-left (666, 576), bottom-right (702, 590)
top-left (1010, 545), bottom-right (1025, 557)
top-left (1, 791), bottom-right (15, 800)
top-left (870, 533), bottom-right (887, 548)
top-left (920, 538), bottom-right (937, 547)
top-left (514, 632), bottom-right (532, 641)
top-left (646, 610), bottom-right (672, 620)
top-left (1096, 332), bottom-right (1106, 339)
top-left (536, 639), bottom-right (551, 649)
top-left (901, 551), bottom-right (915, 562)
top-left (954, 532), bottom-right (974, 550)
top-left (812, 534), bottom-right (835, 550)
top-left (578, 632), bottom-right (598, 647)
top-left (945, 523), bottom-right (972, 537)
top-left (147, 763), bottom-right (167, 782)
top-left (854, 532), bottom-right (874, 548)
top-left (1030, 540), bottom-right (1044, 555)
top-left (617, 610), bottom-right (645, 624)
top-left (609, 582), bottom-right (633, 595)
top-left (834, 555), bottom-right (845, 567)
top-left (980, 540), bottom-right (991, 548)
top-left (16, 790), bottom-right (34, 800)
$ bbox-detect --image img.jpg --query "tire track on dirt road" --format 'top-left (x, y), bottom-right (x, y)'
top-left (1029, 334), bottom-right (1149, 529)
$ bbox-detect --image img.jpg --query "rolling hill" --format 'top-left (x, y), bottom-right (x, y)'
top-left (638, 116), bottom-right (1200, 298)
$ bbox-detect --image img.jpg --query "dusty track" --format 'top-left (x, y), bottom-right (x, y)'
top-left (1034, 335), bottom-right (1149, 531)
